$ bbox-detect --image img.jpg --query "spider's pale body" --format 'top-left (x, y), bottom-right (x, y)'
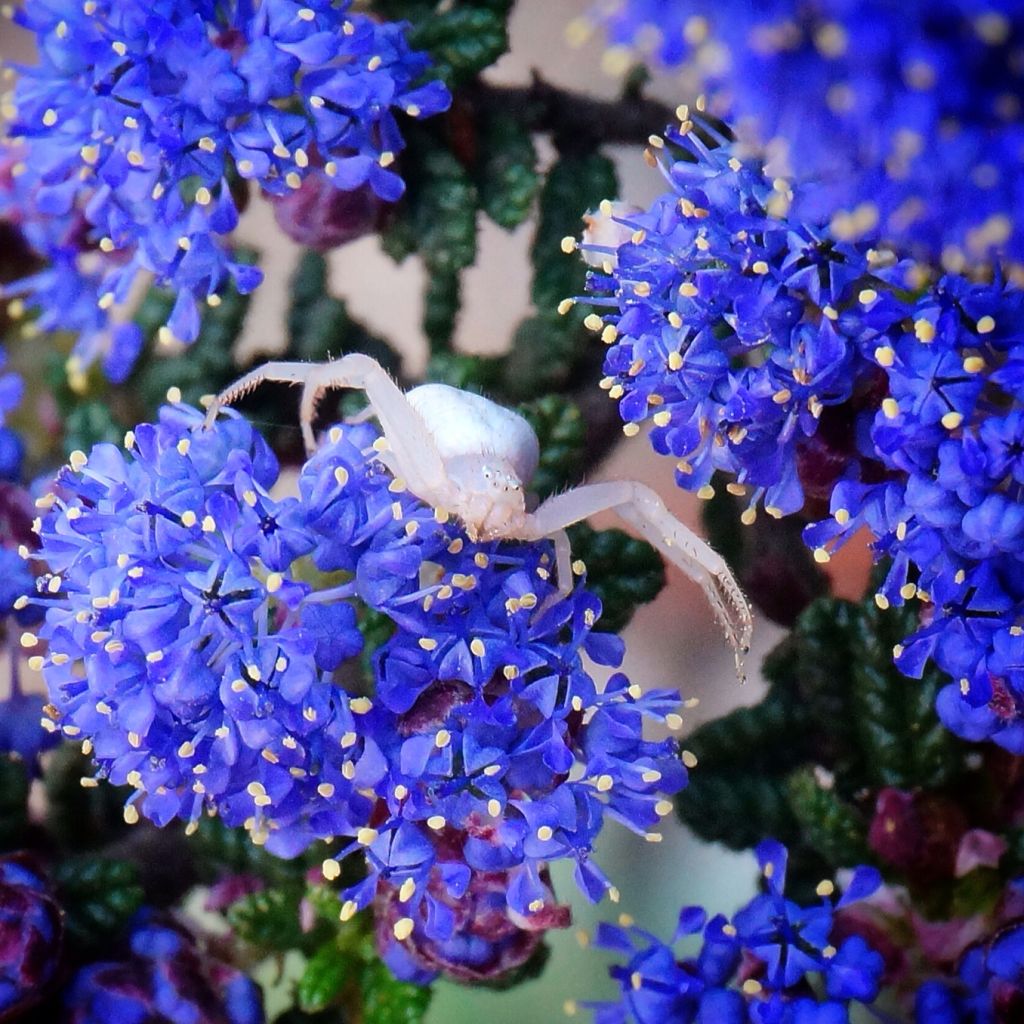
top-left (206, 354), bottom-right (753, 675)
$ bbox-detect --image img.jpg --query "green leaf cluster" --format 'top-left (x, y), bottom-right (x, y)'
top-left (677, 591), bottom-right (971, 895)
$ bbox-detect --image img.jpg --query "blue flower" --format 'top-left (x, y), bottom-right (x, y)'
top-left (31, 402), bottom-right (372, 855)
top-left (5, 0), bottom-right (450, 364)
top-left (584, 2), bottom-right (1024, 263)
top-left (915, 920), bottom-right (1024, 1023)
top-left (309, 492), bottom-right (690, 978)
top-left (804, 276), bottom-right (1024, 753)
top-left (580, 123), bottom-right (910, 517)
top-left (64, 912), bottom-right (264, 1024)
top-left (583, 840), bottom-right (884, 1024)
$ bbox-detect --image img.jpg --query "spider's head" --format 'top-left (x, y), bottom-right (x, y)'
top-left (446, 455), bottom-right (527, 542)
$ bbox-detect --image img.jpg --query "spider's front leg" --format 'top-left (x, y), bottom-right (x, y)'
top-left (516, 481), bottom-right (753, 679)
top-left (206, 354), bottom-right (449, 500)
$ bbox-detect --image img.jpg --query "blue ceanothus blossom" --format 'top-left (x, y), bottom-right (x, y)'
top-left (3, 0), bottom-right (450, 373)
top-left (31, 405), bottom-right (690, 970)
top-left (584, 1), bottom-right (1024, 264)
top-left (580, 118), bottom-right (1024, 755)
top-left (584, 840), bottom-right (884, 1024)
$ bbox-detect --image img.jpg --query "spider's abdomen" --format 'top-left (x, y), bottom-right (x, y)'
top-left (406, 384), bottom-right (540, 487)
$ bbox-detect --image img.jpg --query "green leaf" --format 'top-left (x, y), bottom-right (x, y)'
top-left (786, 767), bottom-right (871, 867)
top-left (567, 524), bottom-right (665, 634)
top-left (675, 683), bottom-right (812, 851)
top-left (415, 147), bottom-right (478, 277)
top-left (500, 315), bottom-right (579, 400)
top-left (53, 857), bottom-right (144, 951)
top-left (425, 352), bottom-right (503, 394)
top-left (190, 816), bottom-right (307, 888)
top-left (677, 772), bottom-right (801, 852)
top-left (61, 399), bottom-right (128, 456)
top-left (845, 600), bottom-right (961, 790)
top-left (298, 942), bottom-right (355, 1015)
top-left (407, 7), bottom-right (509, 86)
top-left (531, 153), bottom-right (617, 315)
top-left (227, 886), bottom-right (307, 951)
top-left (0, 758), bottom-right (29, 852)
top-left (477, 113), bottom-right (539, 230)
top-left (286, 252), bottom-right (398, 372)
top-left (516, 394), bottom-right (586, 500)
top-left (359, 960), bottom-right (431, 1024)
top-left (132, 277), bottom-right (249, 412)
top-left (43, 745), bottom-right (131, 851)
top-left (423, 270), bottom-right (461, 352)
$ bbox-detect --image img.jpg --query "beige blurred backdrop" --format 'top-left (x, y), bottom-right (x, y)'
top-left (0, 3), bottom-right (873, 1020)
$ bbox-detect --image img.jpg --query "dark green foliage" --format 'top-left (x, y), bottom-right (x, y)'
top-left (679, 588), bottom-right (968, 886)
top-left (500, 315), bottom-right (580, 399)
top-left (677, 773), bottom-right (801, 853)
top-left (845, 602), bottom-right (960, 790)
top-left (135, 291), bottom-right (244, 409)
top-left (359, 960), bottom-right (432, 1024)
top-left (189, 816), bottom-right (308, 889)
top-left (43, 745), bottom-right (131, 851)
top-left (286, 252), bottom-right (398, 373)
top-left (516, 395), bottom-right (586, 500)
top-left (227, 886), bottom-right (308, 951)
top-left (786, 768), bottom-right (872, 866)
top-left (423, 270), bottom-right (461, 351)
top-left (53, 857), bottom-right (144, 952)
top-left (380, 130), bottom-right (478, 352)
top-left (0, 759), bottom-right (29, 852)
top-left (425, 352), bottom-right (503, 394)
top-left (298, 942), bottom-right (356, 1015)
top-left (407, 7), bottom-right (509, 87)
top-left (60, 400), bottom-right (122, 459)
top-left (568, 524), bottom-right (665, 634)
top-left (531, 154), bottom-right (617, 316)
top-left (477, 113), bottom-right (540, 230)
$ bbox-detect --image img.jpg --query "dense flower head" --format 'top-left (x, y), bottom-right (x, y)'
top-left (0, 346), bottom-right (24, 481)
top-left (311, 462), bottom-right (690, 967)
top-left (64, 912), bottom-right (264, 1024)
top-left (580, 119), bottom-right (910, 517)
top-left (31, 401), bottom-right (376, 856)
top-left (803, 276), bottom-right (1024, 753)
top-left (3, 0), bottom-right (450, 368)
top-left (31, 406), bottom-right (690, 959)
top-left (584, 839), bottom-right (884, 1024)
top-left (916, 919), bottom-right (1024, 1023)
top-left (0, 855), bottom-right (63, 1019)
top-left (584, 1), bottom-right (1024, 263)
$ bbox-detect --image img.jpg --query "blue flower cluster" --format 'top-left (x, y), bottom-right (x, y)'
top-left (65, 913), bottom-right (264, 1024)
top-left (581, 120), bottom-right (1024, 755)
top-left (4, 0), bottom-right (450, 370)
top-left (31, 406), bottom-right (689, 971)
top-left (0, 347), bottom-right (24, 480)
top-left (31, 402), bottom-right (374, 856)
top-left (581, 120), bottom-right (909, 517)
top-left (917, 919), bottom-right (1024, 1023)
top-left (584, 839), bottom-right (884, 1024)
top-left (805, 278), bottom-right (1024, 753)
top-left (584, 1), bottom-right (1024, 263)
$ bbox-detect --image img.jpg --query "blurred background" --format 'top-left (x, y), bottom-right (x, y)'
top-left (0, 3), bottom-right (872, 1018)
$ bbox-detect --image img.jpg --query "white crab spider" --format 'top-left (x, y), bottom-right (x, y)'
top-left (204, 353), bottom-right (752, 672)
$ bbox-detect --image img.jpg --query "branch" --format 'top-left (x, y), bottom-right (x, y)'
top-left (469, 73), bottom-right (678, 153)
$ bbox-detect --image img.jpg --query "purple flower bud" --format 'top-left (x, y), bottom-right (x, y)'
top-left (63, 914), bottom-right (263, 1024)
top-left (375, 863), bottom-right (569, 984)
top-left (0, 855), bottom-right (63, 1019)
top-left (868, 788), bottom-right (968, 881)
top-left (272, 173), bottom-right (383, 252)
